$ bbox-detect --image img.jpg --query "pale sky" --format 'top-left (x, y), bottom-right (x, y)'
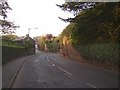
top-left (7, 0), bottom-right (74, 38)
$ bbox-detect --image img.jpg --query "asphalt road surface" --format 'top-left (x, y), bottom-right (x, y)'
top-left (3, 50), bottom-right (119, 88)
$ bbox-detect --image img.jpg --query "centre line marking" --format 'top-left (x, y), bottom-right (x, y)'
top-left (47, 56), bottom-right (50, 62)
top-left (47, 56), bottom-right (49, 60)
top-left (86, 82), bottom-right (97, 88)
top-left (34, 60), bottom-right (39, 61)
top-left (46, 56), bottom-right (72, 76)
top-left (47, 56), bottom-right (55, 67)
top-left (52, 64), bottom-right (55, 67)
top-left (57, 66), bottom-right (72, 76)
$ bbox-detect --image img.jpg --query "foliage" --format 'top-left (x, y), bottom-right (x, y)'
top-left (37, 35), bottom-right (60, 53)
top-left (1, 35), bottom-right (34, 49)
top-left (58, 2), bottom-right (120, 67)
top-left (57, 2), bottom-right (99, 23)
top-left (0, 1), bottom-right (12, 19)
top-left (60, 2), bottom-right (120, 45)
top-left (2, 35), bottom-right (18, 41)
top-left (37, 36), bottom-right (46, 50)
top-left (23, 41), bottom-right (32, 50)
top-left (56, 2), bottom-right (96, 21)
top-left (78, 43), bottom-right (119, 66)
top-left (45, 40), bottom-right (60, 53)
top-left (0, 0), bottom-right (19, 34)
top-left (45, 34), bottom-right (53, 41)
top-left (1, 39), bottom-right (24, 48)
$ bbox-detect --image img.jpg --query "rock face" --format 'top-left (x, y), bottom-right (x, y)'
top-left (60, 36), bottom-right (83, 63)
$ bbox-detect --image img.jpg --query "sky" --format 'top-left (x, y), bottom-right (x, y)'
top-left (7, 0), bottom-right (74, 38)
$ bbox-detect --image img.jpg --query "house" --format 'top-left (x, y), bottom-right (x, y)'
top-left (23, 34), bottom-right (35, 48)
top-left (14, 34), bottom-right (35, 48)
top-left (13, 36), bottom-right (25, 44)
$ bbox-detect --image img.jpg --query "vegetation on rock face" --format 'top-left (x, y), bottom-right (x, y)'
top-left (58, 2), bottom-right (120, 67)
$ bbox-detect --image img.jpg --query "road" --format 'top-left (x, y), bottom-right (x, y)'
top-left (3, 50), bottom-right (118, 88)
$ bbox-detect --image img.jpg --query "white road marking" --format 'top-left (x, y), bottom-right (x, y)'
top-left (47, 56), bottom-right (49, 60)
top-left (46, 56), bottom-right (49, 61)
top-left (86, 82), bottom-right (97, 88)
top-left (46, 56), bottom-right (72, 76)
top-left (57, 66), bottom-right (72, 76)
top-left (53, 58), bottom-right (70, 69)
top-left (34, 60), bottom-right (39, 62)
top-left (47, 56), bottom-right (55, 67)
top-left (52, 64), bottom-right (55, 67)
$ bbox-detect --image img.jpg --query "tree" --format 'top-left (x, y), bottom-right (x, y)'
top-left (37, 36), bottom-right (46, 50)
top-left (45, 34), bottom-right (53, 41)
top-left (58, 2), bottom-right (120, 45)
top-left (2, 34), bottom-right (18, 41)
top-left (56, 2), bottom-right (96, 22)
top-left (0, 0), bottom-right (19, 34)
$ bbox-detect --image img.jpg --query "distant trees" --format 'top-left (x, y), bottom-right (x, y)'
top-left (37, 34), bottom-right (60, 52)
top-left (2, 34), bottom-right (18, 41)
top-left (45, 34), bottom-right (53, 41)
top-left (37, 36), bottom-right (46, 51)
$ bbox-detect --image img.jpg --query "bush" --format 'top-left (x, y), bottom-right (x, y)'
top-left (45, 40), bottom-right (60, 53)
top-left (1, 40), bottom-right (24, 48)
top-left (77, 43), bottom-right (119, 66)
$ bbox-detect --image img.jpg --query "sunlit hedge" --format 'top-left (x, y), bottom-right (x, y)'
top-left (77, 43), bottom-right (119, 66)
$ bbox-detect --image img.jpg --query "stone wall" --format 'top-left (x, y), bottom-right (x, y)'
top-left (2, 46), bottom-right (35, 64)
